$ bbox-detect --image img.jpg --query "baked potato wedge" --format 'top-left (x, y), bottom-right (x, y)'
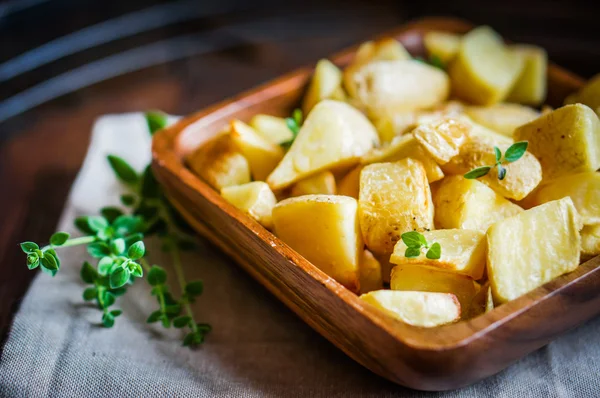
top-left (230, 119), bottom-right (284, 181)
top-left (358, 250), bottom-right (383, 294)
top-left (186, 133), bottom-right (251, 190)
top-left (290, 171), bottom-right (336, 197)
top-left (272, 195), bottom-right (361, 292)
top-left (441, 139), bottom-right (542, 200)
top-left (360, 290), bottom-right (460, 327)
top-left (221, 181), bottom-right (277, 229)
top-left (468, 282), bottom-right (494, 318)
top-left (526, 172), bottom-right (600, 225)
top-left (464, 103), bottom-right (540, 137)
top-left (358, 159), bottom-right (434, 256)
top-left (449, 26), bottom-right (524, 105)
top-left (390, 264), bottom-right (477, 313)
top-left (411, 118), bottom-right (470, 164)
top-left (302, 59), bottom-right (345, 115)
top-left (390, 229), bottom-right (487, 279)
top-left (513, 104), bottom-right (600, 182)
top-left (267, 100), bottom-right (379, 190)
top-left (424, 31), bottom-right (461, 64)
top-left (433, 176), bottom-right (523, 231)
top-left (506, 45), bottom-right (548, 106)
top-left (487, 197), bottom-right (582, 303)
top-left (249, 114), bottom-right (294, 145)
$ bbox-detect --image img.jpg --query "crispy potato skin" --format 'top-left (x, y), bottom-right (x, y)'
top-left (221, 181), bottom-right (277, 229)
top-left (513, 104), bottom-right (600, 182)
top-left (433, 176), bottom-right (523, 231)
top-left (358, 159), bottom-right (434, 256)
top-left (186, 133), bottom-right (251, 190)
top-left (487, 198), bottom-right (582, 303)
top-left (441, 139), bottom-right (542, 200)
top-left (360, 290), bottom-right (461, 327)
top-left (273, 195), bottom-right (362, 292)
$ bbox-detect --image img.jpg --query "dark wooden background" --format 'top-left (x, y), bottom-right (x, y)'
top-left (1, 0), bottom-right (599, 348)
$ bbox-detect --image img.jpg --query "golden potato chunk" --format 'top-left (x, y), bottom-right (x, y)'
top-left (449, 26), bottom-right (524, 105)
top-left (266, 100), bottom-right (379, 190)
top-left (527, 172), bottom-right (600, 225)
top-left (433, 176), bottom-right (523, 231)
top-left (390, 264), bottom-right (477, 313)
top-left (343, 38), bottom-right (411, 98)
top-left (272, 195), bottom-right (361, 292)
top-left (411, 118), bottom-right (470, 164)
top-left (424, 31), bottom-right (461, 64)
top-left (249, 114), bottom-right (294, 145)
top-left (457, 115), bottom-right (513, 146)
top-left (390, 229), bottom-right (486, 279)
top-left (186, 133), bottom-right (250, 190)
top-left (230, 120), bottom-right (284, 181)
top-left (360, 290), bottom-right (460, 327)
top-left (514, 104), bottom-right (600, 182)
top-left (581, 224), bottom-right (600, 261)
top-left (487, 198), bottom-right (582, 303)
top-left (337, 166), bottom-right (362, 199)
top-left (361, 134), bottom-right (444, 183)
top-left (358, 250), bottom-right (383, 294)
top-left (468, 282), bottom-right (494, 318)
top-left (507, 45), bottom-right (548, 106)
top-left (442, 139), bottom-right (542, 200)
top-left (464, 103), bottom-right (540, 137)
top-left (353, 60), bottom-right (450, 118)
top-left (564, 73), bottom-right (600, 111)
top-left (221, 182), bottom-right (277, 229)
top-left (358, 159), bottom-right (434, 256)
top-left (290, 171), bottom-right (336, 197)
top-left (302, 59), bottom-right (345, 115)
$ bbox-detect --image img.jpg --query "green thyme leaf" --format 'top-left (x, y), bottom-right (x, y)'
top-left (83, 287), bottom-right (97, 301)
top-left (504, 141), bottom-right (528, 163)
top-left (147, 265), bottom-right (167, 286)
top-left (494, 146), bottom-right (502, 163)
top-left (80, 261), bottom-right (98, 283)
top-left (184, 281), bottom-right (203, 297)
top-left (101, 207), bottom-right (124, 223)
top-left (87, 242), bottom-right (111, 258)
top-left (145, 111), bottom-right (168, 135)
top-left (428, 55), bottom-right (445, 69)
top-left (425, 242), bottom-right (442, 260)
top-left (74, 216), bottom-right (95, 235)
top-left (497, 164), bottom-right (507, 181)
top-left (50, 232), bottom-right (70, 246)
top-left (120, 194), bottom-right (136, 206)
top-left (196, 323), bottom-right (212, 333)
top-left (173, 316), bottom-right (192, 328)
top-left (293, 108), bottom-right (303, 125)
top-left (110, 238), bottom-right (125, 255)
top-left (41, 253), bottom-right (58, 270)
top-left (405, 247), bottom-right (421, 258)
top-left (110, 309), bottom-right (123, 317)
top-left (97, 257), bottom-right (113, 275)
top-left (103, 291), bottom-right (116, 307)
top-left (130, 262), bottom-right (143, 278)
top-left (109, 267), bottom-right (130, 289)
top-left (141, 166), bottom-right (160, 199)
top-left (107, 155), bottom-right (139, 184)
top-left (127, 241), bottom-right (145, 260)
top-left (102, 313), bottom-right (115, 328)
top-left (20, 242), bottom-right (39, 253)
top-left (464, 166), bottom-right (492, 179)
top-left (26, 253), bottom-right (40, 270)
top-left (401, 231), bottom-right (426, 248)
top-left (87, 216), bottom-right (109, 233)
top-left (146, 310), bottom-right (162, 323)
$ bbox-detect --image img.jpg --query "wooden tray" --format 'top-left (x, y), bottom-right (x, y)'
top-left (152, 17), bottom-right (600, 391)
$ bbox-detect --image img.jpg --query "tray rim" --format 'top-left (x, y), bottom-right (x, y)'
top-left (151, 16), bottom-right (599, 356)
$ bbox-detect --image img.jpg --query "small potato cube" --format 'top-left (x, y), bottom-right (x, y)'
top-left (581, 224), bottom-right (600, 261)
top-left (290, 171), bottom-right (336, 197)
top-left (433, 176), bottom-right (523, 231)
top-left (449, 26), bottom-right (524, 105)
top-left (358, 250), bottom-right (383, 294)
top-left (221, 182), bottom-right (277, 229)
top-left (272, 195), bottom-right (361, 292)
top-left (390, 229), bottom-right (486, 279)
top-left (359, 159), bottom-right (434, 256)
top-left (441, 139), bottom-right (542, 200)
top-left (527, 172), bottom-right (600, 225)
top-left (514, 104), bottom-right (600, 182)
top-left (464, 103), bottom-right (540, 137)
top-left (361, 134), bottom-right (444, 183)
top-left (267, 100), bottom-right (379, 190)
top-left (353, 60), bottom-right (450, 118)
top-left (343, 38), bottom-right (411, 98)
top-left (507, 45), bottom-right (548, 106)
top-left (564, 73), bottom-right (600, 111)
top-left (337, 166), bottom-right (362, 199)
top-left (424, 31), bottom-right (462, 64)
top-left (249, 114), bottom-right (294, 145)
top-left (487, 198), bottom-right (582, 303)
top-left (302, 59), bottom-right (345, 115)
top-left (411, 118), bottom-right (470, 164)
top-left (230, 120), bottom-right (284, 181)
top-left (360, 290), bottom-right (460, 327)
top-left (186, 133), bottom-right (250, 190)
top-left (390, 264), bottom-right (477, 313)
top-left (457, 115), bottom-right (513, 146)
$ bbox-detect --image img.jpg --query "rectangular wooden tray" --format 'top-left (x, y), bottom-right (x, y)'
top-left (151, 17), bottom-right (600, 391)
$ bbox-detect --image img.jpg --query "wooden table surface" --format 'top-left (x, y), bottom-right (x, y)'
top-left (1, 0), bottom-right (598, 349)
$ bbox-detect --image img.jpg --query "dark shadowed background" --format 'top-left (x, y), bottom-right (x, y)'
top-left (1, 0), bottom-right (598, 348)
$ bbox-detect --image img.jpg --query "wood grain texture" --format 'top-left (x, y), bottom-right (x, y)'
top-left (152, 17), bottom-right (600, 391)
